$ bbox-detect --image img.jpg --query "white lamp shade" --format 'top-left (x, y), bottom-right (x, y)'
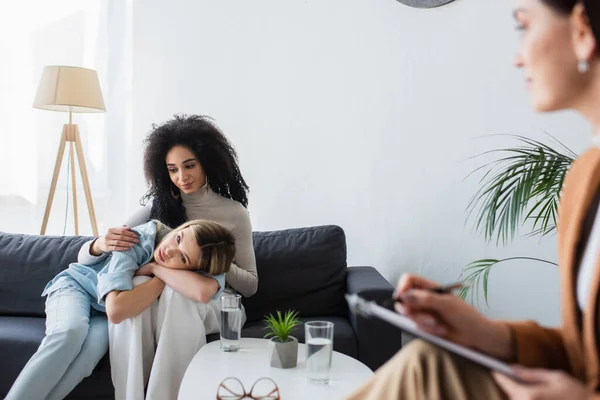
top-left (33, 66), bottom-right (106, 113)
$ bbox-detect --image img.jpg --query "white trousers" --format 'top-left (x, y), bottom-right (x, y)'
top-left (109, 276), bottom-right (243, 400)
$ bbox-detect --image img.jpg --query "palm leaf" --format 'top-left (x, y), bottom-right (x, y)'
top-left (458, 257), bottom-right (558, 306)
top-left (466, 135), bottom-right (574, 245)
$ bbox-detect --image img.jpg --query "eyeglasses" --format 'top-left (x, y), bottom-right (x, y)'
top-left (216, 377), bottom-right (280, 400)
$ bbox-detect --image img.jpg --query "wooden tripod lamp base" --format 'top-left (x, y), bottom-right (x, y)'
top-left (33, 65), bottom-right (106, 237)
top-left (40, 124), bottom-right (99, 236)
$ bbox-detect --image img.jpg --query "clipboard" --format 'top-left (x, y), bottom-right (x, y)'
top-left (346, 294), bottom-right (521, 381)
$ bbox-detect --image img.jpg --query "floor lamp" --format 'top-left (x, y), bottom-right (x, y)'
top-left (34, 66), bottom-right (106, 236)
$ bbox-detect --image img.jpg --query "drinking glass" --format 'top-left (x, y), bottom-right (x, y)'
top-left (220, 294), bottom-right (242, 352)
top-left (305, 321), bottom-right (334, 384)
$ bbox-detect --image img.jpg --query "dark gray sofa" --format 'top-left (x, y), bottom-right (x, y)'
top-left (0, 225), bottom-right (402, 399)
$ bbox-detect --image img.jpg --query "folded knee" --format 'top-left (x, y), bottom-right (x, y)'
top-left (403, 339), bottom-right (438, 356)
top-left (389, 340), bottom-right (446, 368)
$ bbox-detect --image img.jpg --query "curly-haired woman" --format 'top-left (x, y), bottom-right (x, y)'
top-left (78, 114), bottom-right (257, 399)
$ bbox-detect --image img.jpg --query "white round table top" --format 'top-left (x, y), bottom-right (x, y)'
top-left (178, 338), bottom-right (373, 400)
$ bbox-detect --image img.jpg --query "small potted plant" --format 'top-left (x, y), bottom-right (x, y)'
top-left (264, 310), bottom-right (301, 369)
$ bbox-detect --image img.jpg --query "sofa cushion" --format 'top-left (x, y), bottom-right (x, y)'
top-left (206, 316), bottom-right (358, 359)
top-left (0, 316), bottom-right (113, 399)
top-left (243, 226), bottom-right (348, 323)
top-left (0, 233), bottom-right (95, 317)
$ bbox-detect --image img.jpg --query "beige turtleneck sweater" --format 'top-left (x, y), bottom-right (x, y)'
top-left (77, 185), bottom-right (258, 297)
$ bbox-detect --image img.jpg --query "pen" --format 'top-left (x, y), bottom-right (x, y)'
top-left (379, 281), bottom-right (465, 308)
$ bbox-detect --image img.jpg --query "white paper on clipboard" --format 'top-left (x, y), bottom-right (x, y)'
top-left (346, 294), bottom-right (520, 381)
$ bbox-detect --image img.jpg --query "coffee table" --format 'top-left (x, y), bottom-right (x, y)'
top-left (178, 338), bottom-right (373, 399)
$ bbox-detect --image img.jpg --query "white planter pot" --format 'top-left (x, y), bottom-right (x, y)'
top-left (269, 336), bottom-right (298, 369)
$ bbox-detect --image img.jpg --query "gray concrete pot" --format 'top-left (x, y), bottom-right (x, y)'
top-left (269, 336), bottom-right (298, 369)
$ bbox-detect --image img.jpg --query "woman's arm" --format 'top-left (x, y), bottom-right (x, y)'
top-left (77, 205), bottom-right (152, 264)
top-left (225, 208), bottom-right (258, 297)
top-left (137, 263), bottom-right (219, 304)
top-left (105, 277), bottom-right (165, 324)
top-left (97, 222), bottom-right (163, 324)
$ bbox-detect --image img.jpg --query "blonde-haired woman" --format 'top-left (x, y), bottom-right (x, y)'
top-left (7, 219), bottom-right (235, 400)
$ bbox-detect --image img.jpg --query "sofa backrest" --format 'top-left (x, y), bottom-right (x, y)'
top-left (0, 225), bottom-right (348, 321)
top-left (0, 233), bottom-right (94, 317)
top-left (243, 225), bottom-right (348, 323)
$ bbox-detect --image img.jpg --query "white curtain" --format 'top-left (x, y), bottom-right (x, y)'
top-left (0, 0), bottom-right (131, 234)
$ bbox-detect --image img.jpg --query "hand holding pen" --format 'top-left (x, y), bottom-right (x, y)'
top-left (387, 273), bottom-right (514, 361)
top-left (379, 281), bottom-right (465, 308)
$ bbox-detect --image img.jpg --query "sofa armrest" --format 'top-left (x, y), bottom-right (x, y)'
top-left (347, 266), bottom-right (394, 301)
top-left (346, 266), bottom-right (403, 371)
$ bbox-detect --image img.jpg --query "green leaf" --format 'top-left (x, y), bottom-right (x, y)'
top-left (263, 310), bottom-right (301, 342)
top-left (459, 257), bottom-right (558, 307)
top-left (466, 135), bottom-right (574, 244)
top-left (483, 267), bottom-right (490, 305)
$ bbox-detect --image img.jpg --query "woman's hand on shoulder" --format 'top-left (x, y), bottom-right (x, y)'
top-left (91, 225), bottom-right (139, 255)
top-left (394, 273), bottom-right (513, 359)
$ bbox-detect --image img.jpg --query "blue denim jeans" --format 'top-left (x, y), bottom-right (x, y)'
top-left (6, 285), bottom-right (108, 400)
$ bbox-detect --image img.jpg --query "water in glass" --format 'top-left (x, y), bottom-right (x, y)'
top-left (305, 321), bottom-right (334, 384)
top-left (306, 337), bottom-right (333, 383)
top-left (220, 294), bottom-right (242, 352)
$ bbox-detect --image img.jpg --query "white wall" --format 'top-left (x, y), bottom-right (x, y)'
top-left (0, 0), bottom-right (128, 237)
top-left (130, 0), bottom-right (592, 324)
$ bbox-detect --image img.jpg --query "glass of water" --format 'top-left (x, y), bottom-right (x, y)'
top-left (305, 321), bottom-right (334, 384)
top-left (220, 294), bottom-right (242, 352)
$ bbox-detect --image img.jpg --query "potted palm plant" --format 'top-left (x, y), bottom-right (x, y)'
top-left (459, 134), bottom-right (575, 304)
top-left (264, 310), bottom-right (301, 369)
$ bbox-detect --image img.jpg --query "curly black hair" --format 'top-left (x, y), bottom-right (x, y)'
top-left (141, 114), bottom-right (249, 228)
